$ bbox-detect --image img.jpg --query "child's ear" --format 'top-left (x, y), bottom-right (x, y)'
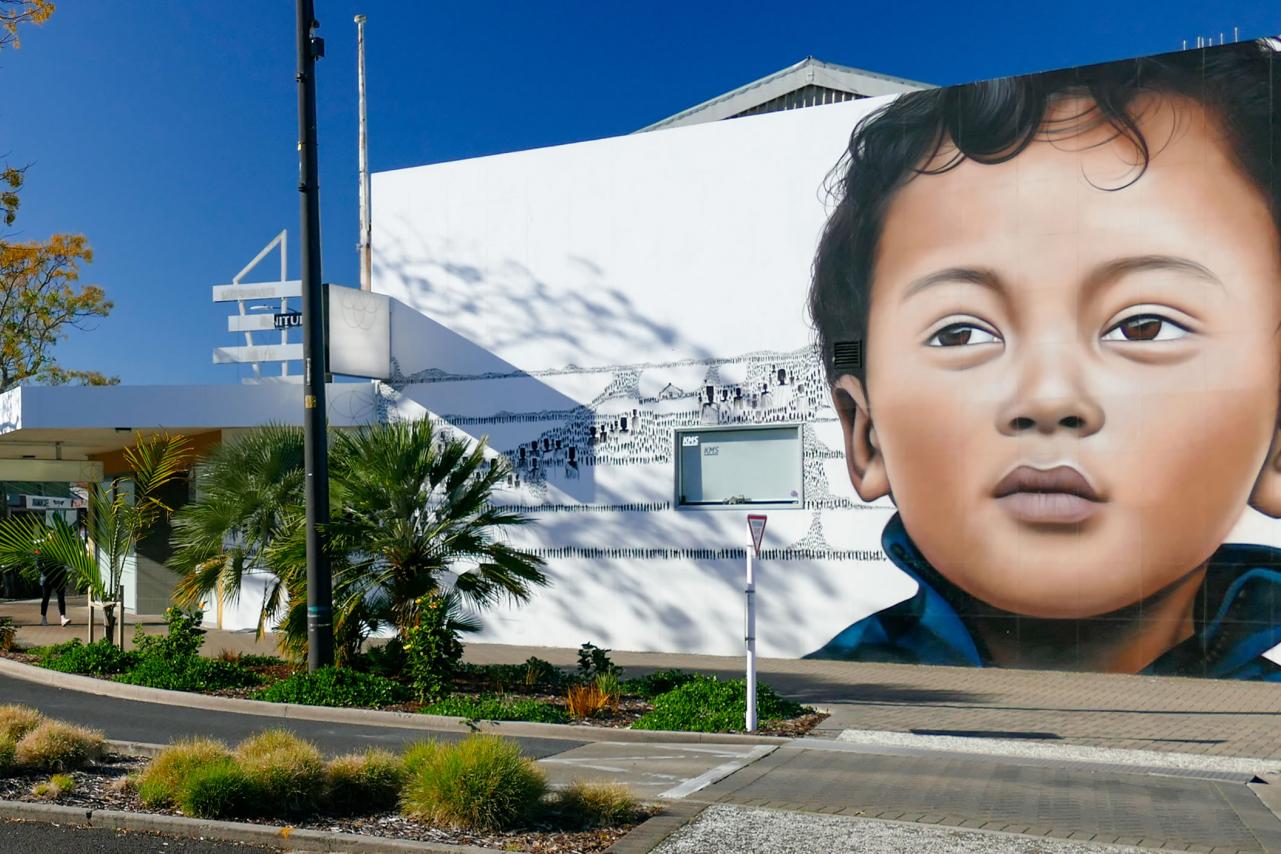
top-left (832, 374), bottom-right (890, 502)
top-left (1250, 427), bottom-right (1281, 517)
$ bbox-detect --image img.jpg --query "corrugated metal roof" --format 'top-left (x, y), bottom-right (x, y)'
top-left (636, 57), bottom-right (933, 133)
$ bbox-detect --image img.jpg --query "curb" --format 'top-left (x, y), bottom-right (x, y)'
top-left (0, 656), bottom-right (786, 747)
top-left (105, 739), bottom-right (165, 758)
top-left (605, 800), bottom-right (707, 853)
top-left (0, 799), bottom-right (496, 853)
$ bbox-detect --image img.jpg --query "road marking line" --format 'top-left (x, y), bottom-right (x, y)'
top-left (659, 744), bottom-right (777, 800)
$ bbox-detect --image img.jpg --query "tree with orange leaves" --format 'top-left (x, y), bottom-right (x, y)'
top-left (1, 2), bottom-right (54, 227)
top-left (0, 3), bottom-right (114, 390)
top-left (0, 233), bottom-right (115, 391)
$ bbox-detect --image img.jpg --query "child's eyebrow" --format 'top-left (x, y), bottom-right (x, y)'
top-left (901, 267), bottom-right (1002, 303)
top-left (1083, 255), bottom-right (1223, 292)
top-left (900, 256), bottom-right (1221, 304)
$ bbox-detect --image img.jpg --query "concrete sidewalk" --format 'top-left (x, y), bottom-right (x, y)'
top-left (0, 596), bottom-right (282, 657)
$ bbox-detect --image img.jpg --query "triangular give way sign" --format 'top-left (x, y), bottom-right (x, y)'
top-left (747, 514), bottom-right (767, 557)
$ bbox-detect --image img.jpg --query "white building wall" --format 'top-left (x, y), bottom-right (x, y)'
top-left (372, 98), bottom-right (913, 657)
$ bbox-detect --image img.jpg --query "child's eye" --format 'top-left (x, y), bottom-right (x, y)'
top-left (927, 323), bottom-right (1001, 347)
top-left (1101, 314), bottom-right (1190, 342)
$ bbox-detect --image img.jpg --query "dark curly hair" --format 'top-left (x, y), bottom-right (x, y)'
top-left (810, 39), bottom-right (1281, 384)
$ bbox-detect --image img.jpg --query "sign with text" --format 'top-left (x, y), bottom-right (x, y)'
top-left (273, 310), bottom-right (303, 329)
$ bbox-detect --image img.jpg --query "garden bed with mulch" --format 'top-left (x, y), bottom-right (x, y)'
top-left (0, 753), bottom-right (651, 854)
top-left (0, 642), bottom-right (828, 738)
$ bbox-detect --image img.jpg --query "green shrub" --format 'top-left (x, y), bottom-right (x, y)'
top-left (551, 780), bottom-right (642, 828)
top-left (360, 637), bottom-right (407, 678)
top-left (577, 642), bottom-right (619, 681)
top-left (625, 668), bottom-right (698, 699)
top-left (423, 694), bottom-right (568, 724)
top-left (405, 593), bottom-right (463, 702)
top-left (0, 705), bottom-right (43, 742)
top-left (133, 607), bottom-right (206, 661)
top-left (234, 730), bottom-right (325, 817)
top-left (37, 639), bottom-right (139, 676)
top-left (116, 655), bottom-right (260, 693)
top-left (177, 758), bottom-right (256, 819)
top-left (0, 616), bottom-right (15, 652)
top-left (401, 735), bottom-right (546, 831)
top-left (632, 676), bottom-right (808, 733)
top-left (14, 720), bottom-right (104, 771)
top-left (0, 736), bottom-right (15, 776)
top-left (324, 749), bottom-right (404, 815)
top-left (253, 665), bottom-right (409, 708)
top-left (136, 738), bottom-right (232, 809)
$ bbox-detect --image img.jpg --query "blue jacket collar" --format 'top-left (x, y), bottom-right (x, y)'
top-left (808, 514), bottom-right (1281, 681)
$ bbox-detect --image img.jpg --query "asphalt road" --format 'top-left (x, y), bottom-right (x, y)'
top-left (0, 673), bottom-right (585, 759)
top-left (0, 819), bottom-right (274, 853)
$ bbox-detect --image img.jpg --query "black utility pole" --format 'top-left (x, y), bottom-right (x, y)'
top-left (296, 0), bottom-right (333, 670)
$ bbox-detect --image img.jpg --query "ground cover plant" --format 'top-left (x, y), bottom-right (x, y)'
top-left (253, 665), bottom-right (409, 708)
top-left (632, 675), bottom-right (812, 733)
top-left (36, 638), bottom-right (138, 675)
top-left (422, 693), bottom-right (569, 723)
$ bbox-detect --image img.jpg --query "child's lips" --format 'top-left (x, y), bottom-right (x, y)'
top-left (993, 465), bottom-right (1104, 524)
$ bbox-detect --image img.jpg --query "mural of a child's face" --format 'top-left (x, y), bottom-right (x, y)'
top-left (836, 96), bottom-right (1281, 619)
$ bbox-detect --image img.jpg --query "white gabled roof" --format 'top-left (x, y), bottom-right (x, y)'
top-left (637, 57), bottom-right (932, 133)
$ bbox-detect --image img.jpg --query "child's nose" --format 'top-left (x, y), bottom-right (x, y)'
top-left (997, 357), bottom-right (1105, 437)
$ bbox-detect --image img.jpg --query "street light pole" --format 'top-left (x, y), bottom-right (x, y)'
top-left (296, 0), bottom-right (333, 670)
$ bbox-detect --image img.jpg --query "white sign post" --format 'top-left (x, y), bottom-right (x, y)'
top-left (745, 514), bottom-right (767, 732)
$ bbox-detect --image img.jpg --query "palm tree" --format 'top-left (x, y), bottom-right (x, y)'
top-left (0, 432), bottom-right (190, 646)
top-left (169, 419), bottom-right (547, 662)
top-left (168, 424), bottom-right (304, 638)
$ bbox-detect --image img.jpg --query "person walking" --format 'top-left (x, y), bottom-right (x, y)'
top-left (38, 559), bottom-right (69, 627)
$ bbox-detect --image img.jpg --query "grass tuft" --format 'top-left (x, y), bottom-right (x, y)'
top-left (14, 721), bottom-right (104, 772)
top-left (233, 729), bottom-right (325, 817)
top-left (177, 758), bottom-right (256, 819)
top-left (0, 705), bottom-right (43, 742)
top-left (136, 737), bottom-right (232, 809)
top-left (400, 734), bottom-right (546, 831)
top-left (324, 749), bottom-right (404, 815)
top-left (31, 773), bottom-right (75, 800)
top-left (0, 736), bottom-right (14, 776)
top-left (552, 780), bottom-right (642, 828)
top-left (401, 739), bottom-right (442, 778)
top-left (566, 683), bottom-right (614, 720)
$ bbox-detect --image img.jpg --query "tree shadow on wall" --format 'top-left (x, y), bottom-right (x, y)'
top-left (370, 227), bottom-right (861, 655)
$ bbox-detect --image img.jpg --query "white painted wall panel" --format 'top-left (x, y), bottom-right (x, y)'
top-left (374, 99), bottom-right (910, 657)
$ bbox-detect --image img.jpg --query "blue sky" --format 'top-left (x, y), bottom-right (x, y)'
top-left (5, 1), bottom-right (1280, 386)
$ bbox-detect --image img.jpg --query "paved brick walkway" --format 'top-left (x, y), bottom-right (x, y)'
top-left (464, 643), bottom-right (1281, 760)
top-left (693, 744), bottom-right (1281, 852)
